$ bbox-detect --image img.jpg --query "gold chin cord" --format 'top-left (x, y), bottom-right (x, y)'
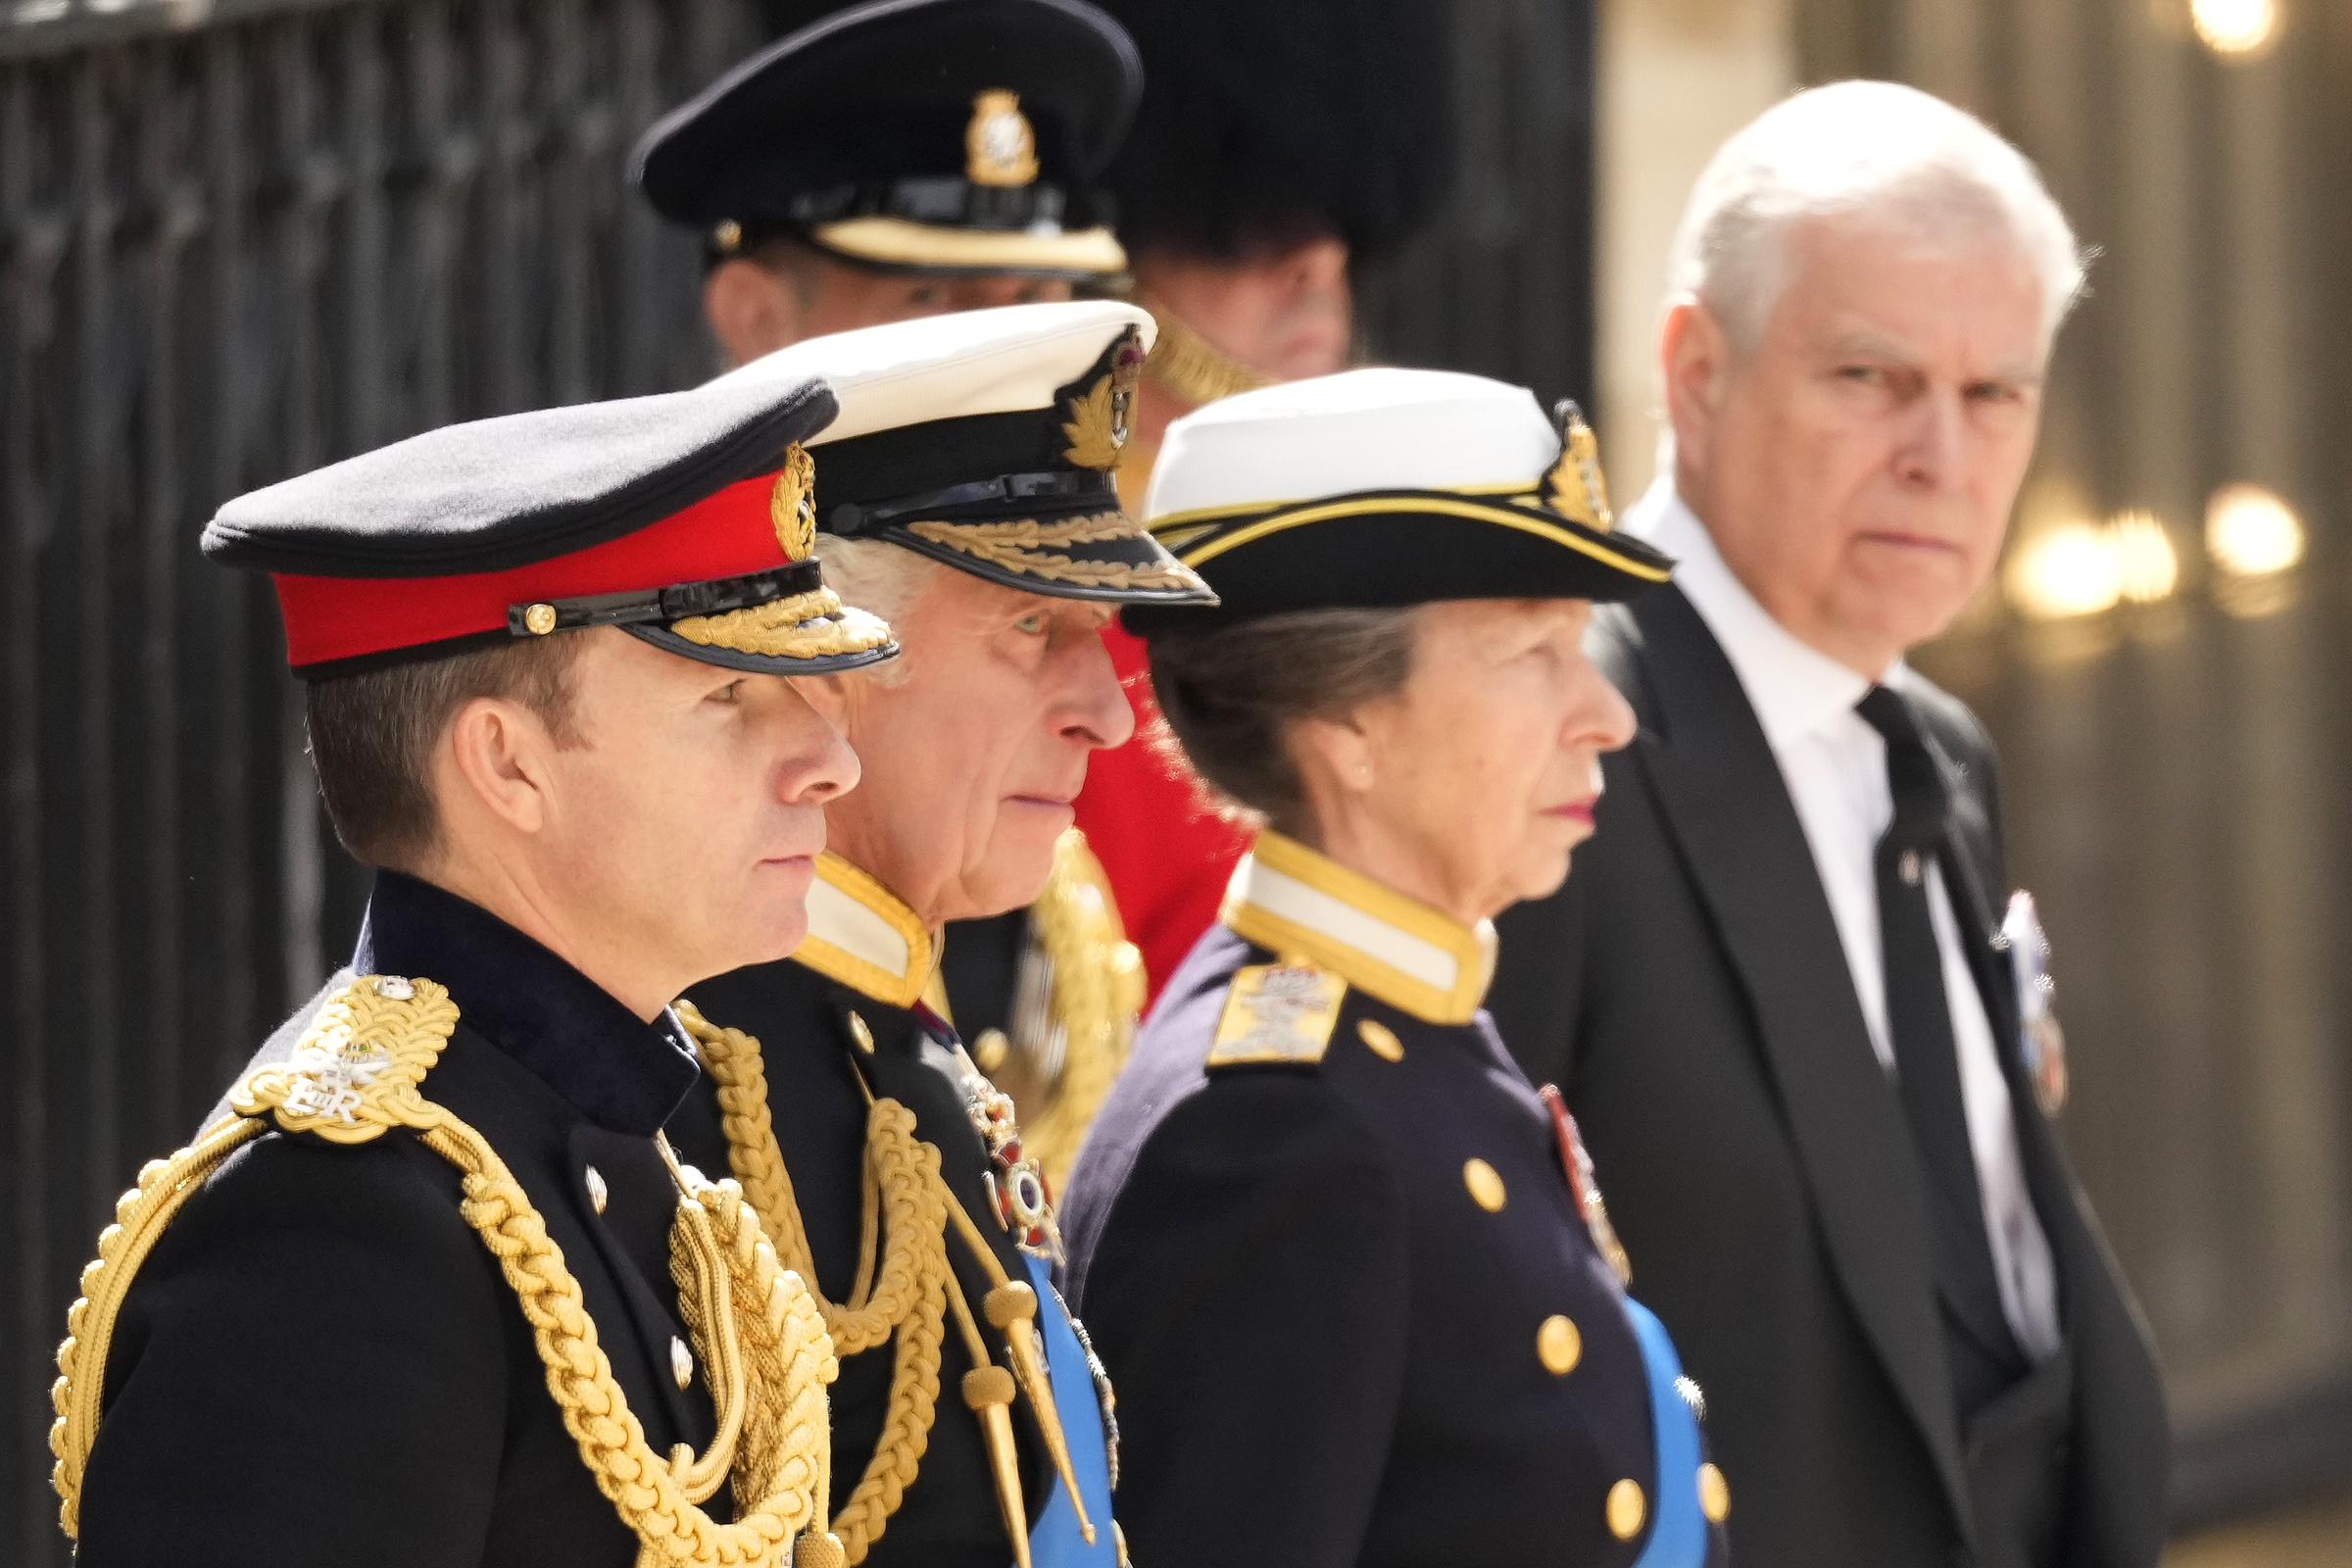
top-left (52, 975), bottom-right (845, 1568)
top-left (683, 1002), bottom-right (1099, 1568)
top-left (1131, 290), bottom-right (1277, 411)
top-left (969, 829), bottom-right (1146, 1193)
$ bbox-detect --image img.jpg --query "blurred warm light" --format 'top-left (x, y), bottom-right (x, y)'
top-left (2007, 520), bottom-right (2123, 621)
top-left (2111, 510), bottom-right (2181, 604)
top-left (2189, 0), bottom-right (2280, 58)
top-left (2205, 483), bottom-right (2305, 578)
top-left (2005, 511), bottom-right (2186, 621)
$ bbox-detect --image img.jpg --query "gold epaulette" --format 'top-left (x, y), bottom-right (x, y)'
top-left (55, 976), bottom-right (842, 1567)
top-left (1206, 963), bottom-right (1348, 1069)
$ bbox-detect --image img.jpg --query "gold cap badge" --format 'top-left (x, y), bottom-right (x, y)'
top-left (1543, 400), bottom-right (1614, 533)
top-left (967, 90), bottom-right (1040, 188)
top-left (1059, 327), bottom-right (1147, 470)
top-left (770, 444), bottom-right (817, 562)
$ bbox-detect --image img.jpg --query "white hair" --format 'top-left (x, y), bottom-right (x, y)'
top-left (814, 536), bottom-right (949, 687)
top-left (1665, 80), bottom-right (2087, 351)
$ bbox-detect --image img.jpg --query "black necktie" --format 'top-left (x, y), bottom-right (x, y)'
top-left (1855, 684), bottom-right (2027, 1411)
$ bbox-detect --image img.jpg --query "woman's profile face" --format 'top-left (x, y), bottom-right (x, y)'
top-left (1344, 599), bottom-right (1636, 921)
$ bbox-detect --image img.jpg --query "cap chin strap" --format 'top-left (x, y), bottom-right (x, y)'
top-left (1134, 292), bottom-right (1276, 410)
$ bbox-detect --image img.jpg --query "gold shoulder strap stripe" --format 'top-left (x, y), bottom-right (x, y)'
top-left (1207, 962), bottom-right (1347, 1069)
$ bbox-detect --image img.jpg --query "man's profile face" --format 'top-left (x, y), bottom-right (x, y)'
top-left (818, 571), bottom-right (1133, 926)
top-left (1675, 216), bottom-right (2050, 676)
top-left (528, 630), bottom-right (859, 985)
top-left (708, 248), bottom-right (1075, 366)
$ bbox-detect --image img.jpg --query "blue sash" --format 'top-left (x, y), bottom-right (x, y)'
top-left (1624, 1297), bottom-right (1709, 1568)
top-left (1019, 1254), bottom-right (1119, 1568)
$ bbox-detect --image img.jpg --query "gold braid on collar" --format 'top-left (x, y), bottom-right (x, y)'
top-left (1133, 291), bottom-right (1276, 410)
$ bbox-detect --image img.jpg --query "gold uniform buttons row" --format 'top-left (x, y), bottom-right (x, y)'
top-left (579, 1165), bottom-right (701, 1395)
top-left (1601, 1463), bottom-right (1730, 1540)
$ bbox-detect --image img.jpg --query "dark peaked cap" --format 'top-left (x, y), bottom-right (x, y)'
top-left (633, 0), bottom-right (1140, 279)
top-left (204, 373), bottom-right (900, 679)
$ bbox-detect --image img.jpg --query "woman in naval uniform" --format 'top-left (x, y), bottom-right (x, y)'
top-left (1060, 368), bottom-right (1731, 1568)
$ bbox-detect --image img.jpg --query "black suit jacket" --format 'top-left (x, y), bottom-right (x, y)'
top-left (1489, 587), bottom-right (2170, 1568)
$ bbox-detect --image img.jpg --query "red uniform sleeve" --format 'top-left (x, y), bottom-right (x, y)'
top-left (1072, 624), bottom-right (1250, 1007)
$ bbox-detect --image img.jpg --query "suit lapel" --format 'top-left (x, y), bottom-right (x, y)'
top-left (1625, 588), bottom-right (1977, 1539)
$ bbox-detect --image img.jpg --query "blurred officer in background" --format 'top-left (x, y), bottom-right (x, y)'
top-left (635, 0), bottom-right (1140, 364)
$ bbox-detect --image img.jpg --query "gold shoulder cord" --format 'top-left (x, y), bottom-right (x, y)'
top-left (52, 976), bottom-right (845, 1568)
top-left (680, 1002), bottom-right (1094, 1568)
top-left (1005, 831), bottom-right (1146, 1188)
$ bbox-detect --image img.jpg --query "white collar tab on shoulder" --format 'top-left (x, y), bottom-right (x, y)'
top-left (794, 853), bottom-right (936, 1008)
top-left (1221, 831), bottom-right (1496, 1025)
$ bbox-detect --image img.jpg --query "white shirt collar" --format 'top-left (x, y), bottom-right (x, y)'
top-left (1625, 479), bottom-right (1897, 747)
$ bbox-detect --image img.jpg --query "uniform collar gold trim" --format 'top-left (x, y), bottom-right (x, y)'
top-left (1221, 831), bottom-right (1496, 1025)
top-left (795, 853), bottom-right (937, 1009)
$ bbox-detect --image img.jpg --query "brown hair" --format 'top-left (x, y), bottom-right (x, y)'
top-left (1147, 608), bottom-right (1418, 835)
top-left (304, 637), bottom-right (583, 868)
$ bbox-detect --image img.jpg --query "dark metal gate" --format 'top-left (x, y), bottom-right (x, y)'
top-left (0, 3), bottom-right (1595, 1560)
top-left (0, 4), bottom-right (766, 1557)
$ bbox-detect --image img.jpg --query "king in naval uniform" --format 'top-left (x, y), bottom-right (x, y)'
top-left (663, 301), bottom-right (1217, 1568)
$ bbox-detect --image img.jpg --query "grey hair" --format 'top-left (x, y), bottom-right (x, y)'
top-left (1666, 80), bottom-right (2087, 352)
top-left (1146, 608), bottom-right (1419, 835)
top-left (814, 536), bottom-right (951, 687)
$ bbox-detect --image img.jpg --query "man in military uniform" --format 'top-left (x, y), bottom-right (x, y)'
top-left (633, 0), bottom-right (1154, 1183)
top-left (50, 372), bottom-right (899, 1564)
top-left (662, 301), bottom-right (1215, 1568)
top-left (632, 0), bottom-right (1139, 368)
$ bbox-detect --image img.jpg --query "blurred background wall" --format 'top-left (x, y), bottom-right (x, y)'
top-left (3, 0), bottom-right (2347, 1562)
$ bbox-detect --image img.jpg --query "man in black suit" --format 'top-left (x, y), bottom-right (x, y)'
top-left (1489, 82), bottom-right (2169, 1568)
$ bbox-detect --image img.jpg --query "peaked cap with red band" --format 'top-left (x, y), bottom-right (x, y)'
top-left (200, 371), bottom-right (899, 679)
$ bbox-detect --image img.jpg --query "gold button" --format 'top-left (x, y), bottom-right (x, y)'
top-left (1462, 1158), bottom-right (1506, 1213)
top-left (584, 1165), bottom-right (609, 1215)
top-left (973, 1027), bottom-right (1010, 1073)
top-left (522, 602), bottom-right (558, 636)
top-left (1698, 1462), bottom-right (1731, 1524)
top-left (1356, 1019), bottom-right (1404, 1061)
top-left (1537, 1313), bottom-right (1582, 1375)
top-left (1606, 1478), bottom-right (1646, 1541)
top-left (848, 1010), bottom-right (875, 1054)
top-left (671, 1337), bottom-right (695, 1390)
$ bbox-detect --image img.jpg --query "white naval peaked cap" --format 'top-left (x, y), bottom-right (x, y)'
top-left (1122, 366), bottom-right (1674, 633)
top-left (720, 299), bottom-right (1155, 443)
top-left (718, 300), bottom-right (1215, 605)
top-left (1144, 367), bottom-right (1561, 522)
